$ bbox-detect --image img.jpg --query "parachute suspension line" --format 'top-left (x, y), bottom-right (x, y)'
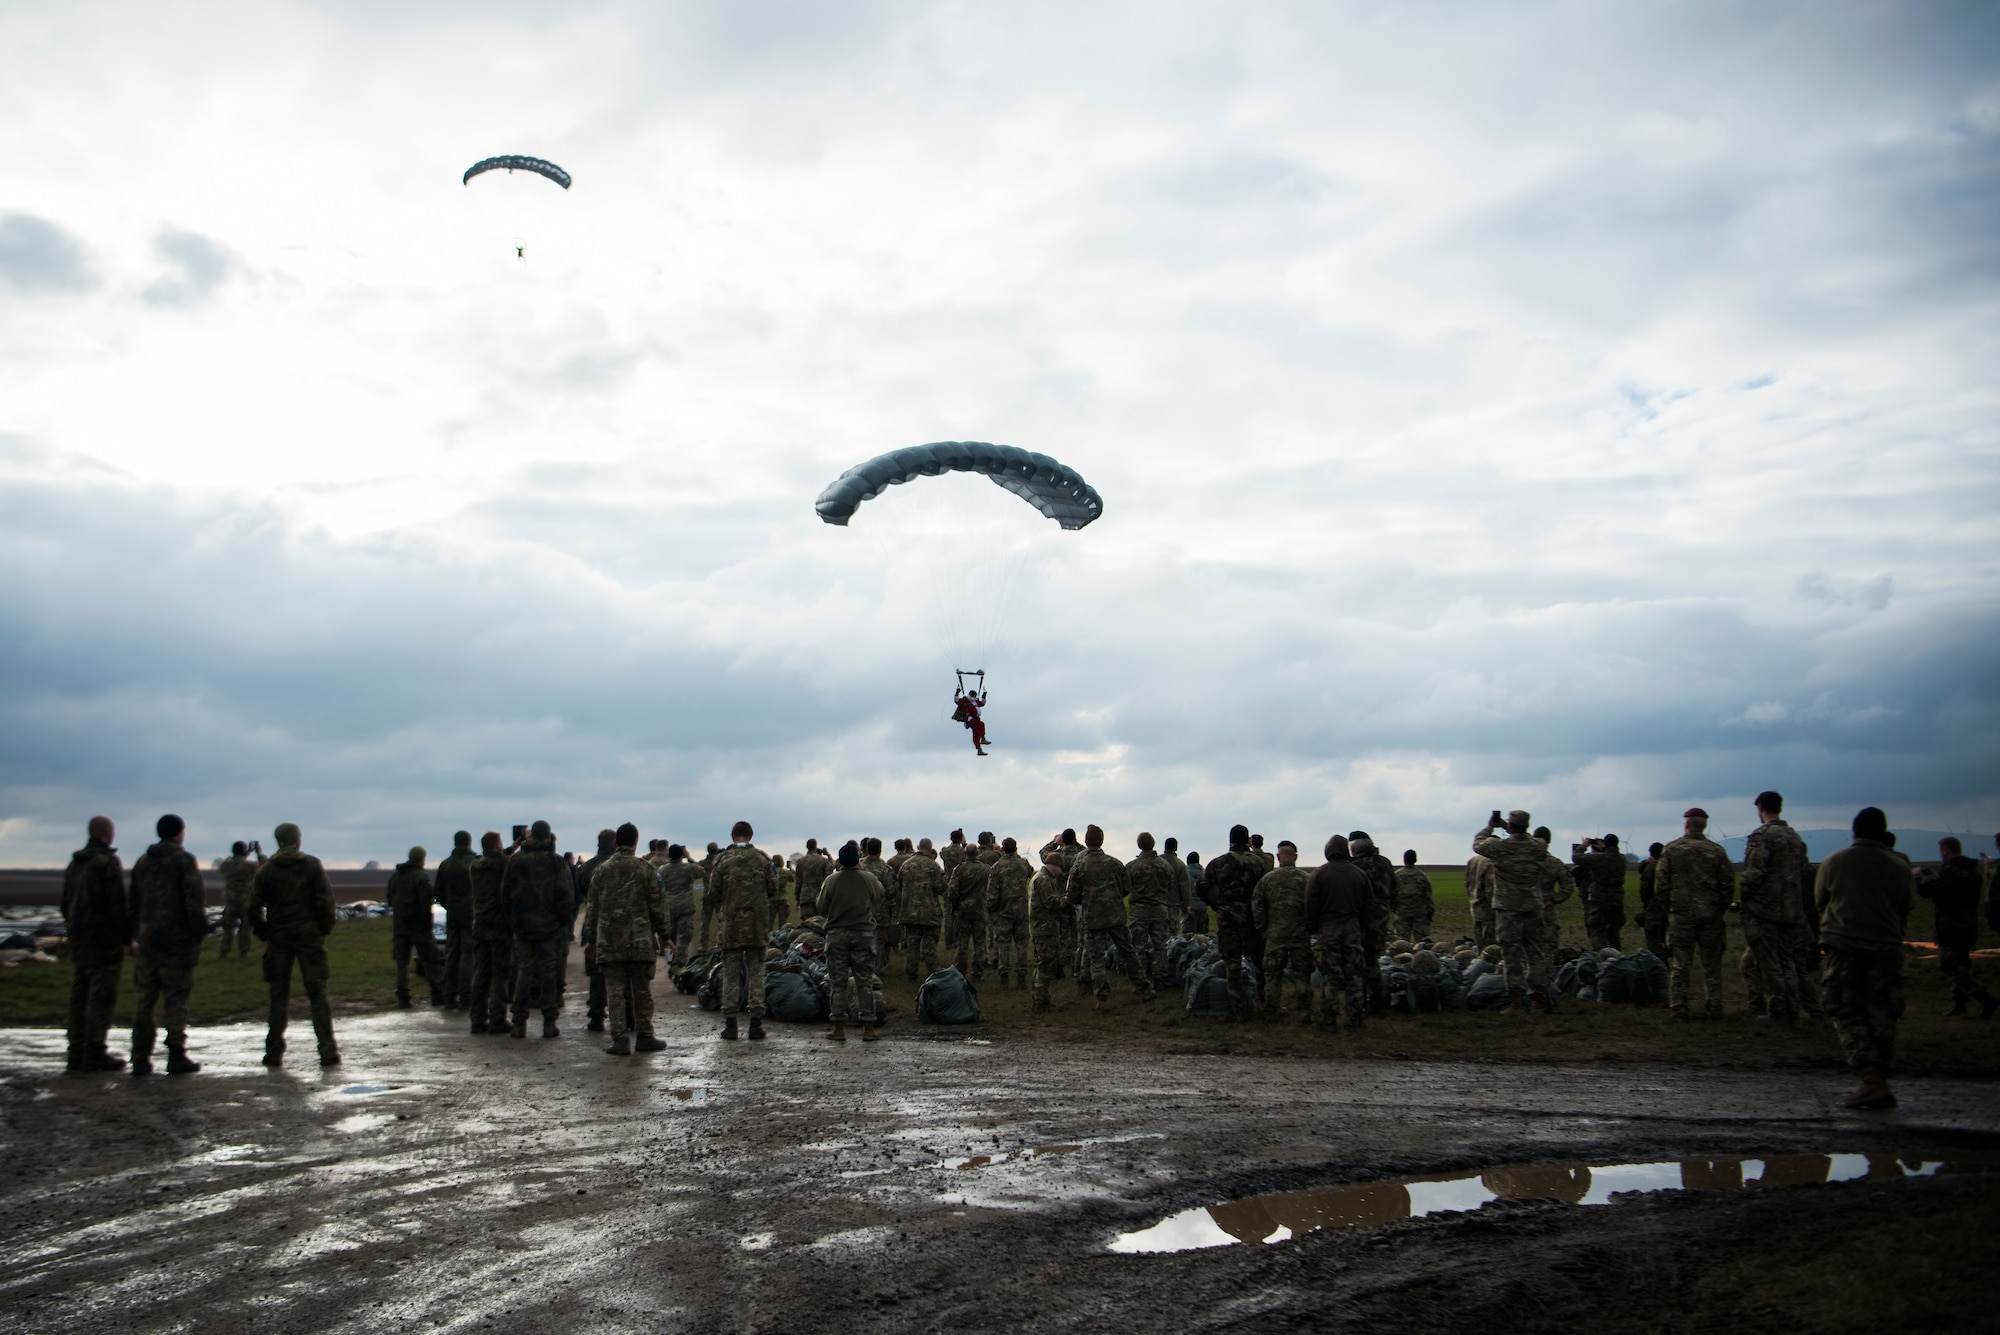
top-left (955, 669), bottom-right (985, 696)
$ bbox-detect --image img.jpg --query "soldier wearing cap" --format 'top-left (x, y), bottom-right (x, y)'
top-left (1472, 810), bottom-right (1554, 1014)
top-left (385, 845), bottom-right (444, 1008)
top-left (1658, 807), bottom-right (1737, 1019)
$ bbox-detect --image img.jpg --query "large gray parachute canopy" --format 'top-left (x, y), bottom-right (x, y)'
top-left (815, 442), bottom-right (1103, 530)
top-left (462, 155), bottom-right (572, 190)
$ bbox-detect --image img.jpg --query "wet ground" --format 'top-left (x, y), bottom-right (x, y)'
top-left (3, 966), bottom-right (1998, 1333)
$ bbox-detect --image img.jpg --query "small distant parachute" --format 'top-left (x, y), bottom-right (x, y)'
top-left (815, 442), bottom-right (1103, 530)
top-left (462, 155), bottom-right (572, 190)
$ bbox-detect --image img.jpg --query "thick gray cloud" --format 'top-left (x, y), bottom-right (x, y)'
top-left (0, 213), bottom-right (94, 294)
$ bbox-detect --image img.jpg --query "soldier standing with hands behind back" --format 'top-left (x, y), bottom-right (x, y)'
top-left (584, 823), bottom-right (670, 1057)
top-left (711, 821), bottom-right (776, 1042)
top-left (1658, 808), bottom-right (1736, 1020)
top-left (127, 814), bottom-right (208, 1076)
top-left (249, 823), bottom-right (340, 1067)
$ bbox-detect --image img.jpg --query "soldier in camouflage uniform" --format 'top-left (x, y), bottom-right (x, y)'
top-left (1466, 853), bottom-right (1497, 950)
top-left (1307, 835), bottom-right (1376, 1030)
top-left (1473, 811), bottom-right (1555, 1014)
top-left (217, 841), bottom-right (262, 958)
top-left (585, 824), bottom-right (670, 1056)
top-left (946, 845), bottom-right (990, 981)
top-left (711, 821), bottom-right (777, 1040)
top-left (770, 854), bottom-right (795, 927)
top-left (1125, 832), bottom-right (1185, 986)
top-left (985, 836), bottom-right (1033, 987)
top-left (1737, 792), bottom-right (1809, 1022)
top-left (1658, 808), bottom-right (1736, 1018)
top-left (435, 831), bottom-right (477, 1008)
top-left (128, 814), bottom-right (209, 1075)
top-left (1534, 833), bottom-right (1579, 1006)
top-left (696, 841), bottom-right (721, 950)
top-left (1349, 834), bottom-right (1396, 1014)
top-left (1027, 853), bottom-right (1069, 1013)
top-left (1066, 825), bottom-right (1155, 1007)
top-left (467, 832), bottom-right (512, 1033)
top-left (897, 839), bottom-right (946, 984)
top-left (1816, 807), bottom-right (1914, 1109)
top-left (659, 844), bottom-right (700, 972)
top-left (1252, 841), bottom-right (1313, 1020)
top-left (1179, 846), bottom-right (1210, 936)
top-left (62, 816), bottom-right (130, 1073)
top-left (1573, 835), bottom-right (1628, 951)
top-left (860, 837), bottom-right (898, 979)
top-left (1638, 842), bottom-right (1669, 957)
top-left (504, 821), bottom-right (575, 1038)
top-left (575, 830), bottom-right (617, 1031)
top-left (385, 846), bottom-right (444, 1008)
top-left (818, 842), bottom-right (881, 1041)
top-left (1040, 829), bottom-right (1083, 978)
top-left (1204, 826), bottom-right (1268, 1019)
top-left (794, 839), bottom-right (833, 919)
top-left (250, 823), bottom-right (340, 1067)
top-left (1391, 850), bottom-right (1434, 944)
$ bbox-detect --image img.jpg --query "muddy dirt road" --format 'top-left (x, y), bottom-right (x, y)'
top-left (4, 973), bottom-right (1998, 1334)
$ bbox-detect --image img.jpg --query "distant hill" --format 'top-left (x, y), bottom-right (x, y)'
top-left (1718, 828), bottom-right (1985, 863)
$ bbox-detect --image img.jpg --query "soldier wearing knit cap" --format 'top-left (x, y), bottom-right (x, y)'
top-left (504, 820), bottom-right (575, 1038)
top-left (385, 845), bottom-right (444, 1009)
top-left (1065, 825), bottom-right (1155, 1008)
top-left (249, 823), bottom-right (340, 1066)
top-left (710, 820), bottom-right (776, 1042)
top-left (1204, 825), bottom-right (1268, 1019)
top-left (1027, 848), bottom-right (1068, 1012)
top-left (817, 841), bottom-right (881, 1041)
top-left (435, 831), bottom-right (477, 1009)
top-left (1659, 807), bottom-right (1737, 1019)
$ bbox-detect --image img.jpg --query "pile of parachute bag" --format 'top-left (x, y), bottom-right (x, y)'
top-left (1163, 934), bottom-right (1215, 989)
top-left (1383, 946), bottom-right (1467, 1013)
top-left (1181, 946), bottom-right (1232, 1017)
top-left (681, 949), bottom-right (724, 999)
top-left (916, 966), bottom-right (981, 1024)
top-left (1593, 947), bottom-right (1670, 1005)
top-left (759, 920), bottom-right (833, 1022)
top-left (1552, 951), bottom-right (1601, 1003)
top-left (1457, 944), bottom-right (1511, 1011)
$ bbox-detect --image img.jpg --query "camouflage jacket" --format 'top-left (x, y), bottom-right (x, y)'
top-left (1573, 848), bottom-right (1627, 899)
top-left (585, 849), bottom-right (668, 962)
top-left (435, 848), bottom-right (477, 925)
top-left (975, 844), bottom-right (1003, 866)
top-left (1252, 865), bottom-right (1312, 948)
top-left (1201, 848), bottom-right (1266, 929)
top-left (659, 860), bottom-right (699, 916)
top-left (896, 852), bottom-right (945, 928)
top-left (1125, 849), bottom-right (1184, 916)
top-left (940, 842), bottom-right (971, 881)
top-left (62, 840), bottom-right (129, 965)
top-left (860, 856), bottom-right (897, 923)
top-left (711, 844), bottom-right (776, 950)
top-left (1466, 855), bottom-right (1496, 916)
top-left (1471, 827), bottom-right (1551, 915)
top-left (986, 853), bottom-right (1033, 919)
top-left (1739, 818), bottom-right (1807, 924)
top-left (1658, 832), bottom-right (1736, 920)
top-left (1029, 865), bottom-right (1069, 928)
top-left (1352, 846), bottom-right (1396, 928)
top-left (219, 853), bottom-right (262, 909)
top-left (949, 856), bottom-right (991, 919)
top-left (1539, 855), bottom-right (1578, 915)
top-left (1066, 847), bottom-right (1132, 931)
top-left (502, 838), bottom-right (575, 942)
top-left (469, 851), bottom-right (511, 941)
top-left (1391, 867), bottom-right (1435, 920)
top-left (129, 840), bottom-right (208, 959)
top-left (250, 849), bottom-right (336, 950)
top-left (384, 863), bottom-right (436, 931)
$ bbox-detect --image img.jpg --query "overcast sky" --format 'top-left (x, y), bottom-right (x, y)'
top-left (3, 1), bottom-right (1996, 867)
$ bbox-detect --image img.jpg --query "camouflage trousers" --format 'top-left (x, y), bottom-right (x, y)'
top-left (1083, 924), bottom-right (1152, 1001)
top-left (1740, 914), bottom-right (1802, 1018)
top-left (666, 906), bottom-right (696, 971)
top-left (469, 935), bottom-right (512, 1028)
top-left (901, 925), bottom-right (939, 983)
top-left (1584, 894), bottom-right (1626, 952)
top-left (1029, 920), bottom-right (1063, 1012)
top-left (597, 960), bottom-right (655, 1040)
top-left (217, 901), bottom-right (253, 957)
top-left (948, 912), bottom-right (989, 981)
top-left (698, 900), bottom-right (715, 952)
top-left (1128, 911), bottom-right (1176, 985)
top-left (442, 922), bottom-right (471, 1006)
top-left (65, 952), bottom-right (122, 1052)
top-left (1216, 920), bottom-right (1265, 1018)
top-left (1393, 914), bottom-right (1433, 946)
top-left (1260, 942), bottom-right (1314, 1016)
top-left (263, 939), bottom-right (335, 1055)
top-left (989, 913), bottom-right (1029, 982)
top-left (1641, 899), bottom-right (1670, 959)
top-left (1496, 909), bottom-right (1549, 1000)
top-left (824, 927), bottom-right (877, 1024)
top-left (1057, 911), bottom-right (1080, 981)
top-left (393, 929), bottom-right (444, 1002)
top-left (132, 953), bottom-right (197, 1046)
top-left (1472, 912), bottom-right (1496, 952)
top-left (1822, 946), bottom-right (1903, 1074)
top-left (510, 936), bottom-right (565, 1021)
top-left (1314, 922), bottom-right (1369, 1025)
top-left (717, 947), bottom-right (767, 1017)
top-left (1668, 911), bottom-right (1726, 1015)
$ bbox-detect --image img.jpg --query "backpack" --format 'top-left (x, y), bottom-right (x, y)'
top-left (916, 967), bottom-right (981, 1024)
top-left (697, 961), bottom-right (748, 1012)
top-left (1596, 948), bottom-right (1669, 1004)
top-left (1463, 971), bottom-right (1511, 1011)
top-left (1183, 958), bottom-right (1233, 1017)
top-left (676, 949), bottom-right (721, 995)
top-left (765, 969), bottom-right (828, 1023)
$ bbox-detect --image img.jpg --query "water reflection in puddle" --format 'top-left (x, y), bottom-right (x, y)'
top-left (1111, 1153), bottom-right (1999, 1254)
top-left (941, 1145), bottom-right (1080, 1171)
top-left (668, 1088), bottom-right (708, 1103)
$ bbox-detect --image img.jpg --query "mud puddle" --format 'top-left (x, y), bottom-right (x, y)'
top-left (1111, 1150), bottom-right (2000, 1253)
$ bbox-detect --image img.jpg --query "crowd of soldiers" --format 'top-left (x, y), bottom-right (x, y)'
top-left (57, 793), bottom-right (1998, 1113)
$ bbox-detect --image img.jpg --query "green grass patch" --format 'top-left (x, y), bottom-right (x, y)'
top-left (0, 918), bottom-right (406, 1026)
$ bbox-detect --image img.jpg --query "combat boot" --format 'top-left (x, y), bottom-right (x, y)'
top-left (541, 1018), bottom-right (560, 1039)
top-left (721, 1015), bottom-right (739, 1041)
top-left (1944, 998), bottom-right (1969, 1017)
top-left (319, 1046), bottom-right (341, 1067)
top-left (509, 1018), bottom-right (527, 1039)
top-left (1979, 991), bottom-right (2000, 1021)
top-left (262, 1036), bottom-right (285, 1067)
top-left (1844, 1067), bottom-right (1896, 1110)
top-left (396, 993), bottom-right (412, 1010)
top-left (635, 1035), bottom-right (666, 1052)
top-left (129, 1027), bottom-right (155, 1076)
top-left (165, 1043), bottom-right (201, 1075)
top-left (603, 1036), bottom-right (631, 1057)
top-left (748, 1017), bottom-right (767, 1040)
top-left (83, 1044), bottom-right (126, 1072)
top-left (1504, 996), bottom-right (1527, 1018)
top-left (587, 1015), bottom-right (606, 1033)
top-left (65, 1046), bottom-right (83, 1073)
top-left (861, 1024), bottom-right (880, 1042)
top-left (470, 1019), bottom-right (489, 1034)
top-left (824, 1022), bottom-right (847, 1042)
